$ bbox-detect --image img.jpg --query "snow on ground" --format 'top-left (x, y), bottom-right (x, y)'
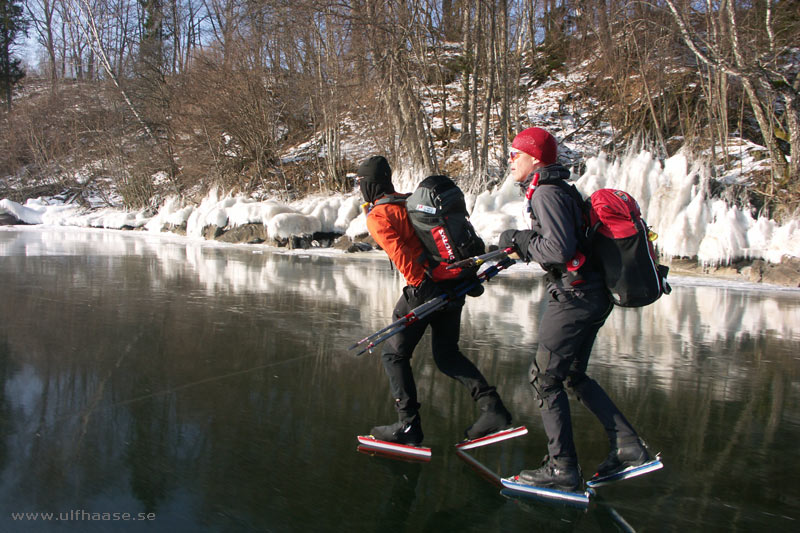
top-left (2, 147), bottom-right (799, 265)
top-left (2, 65), bottom-right (798, 264)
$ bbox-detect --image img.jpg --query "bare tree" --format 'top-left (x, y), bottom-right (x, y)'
top-left (7, 0), bottom-right (797, 216)
top-left (25, 0), bottom-right (60, 83)
top-left (357, 0), bottom-right (437, 173)
top-left (202, 0), bottom-right (245, 62)
top-left (313, 6), bottom-right (346, 192)
top-left (664, 0), bottom-right (796, 188)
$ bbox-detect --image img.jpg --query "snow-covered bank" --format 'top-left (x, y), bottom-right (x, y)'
top-left (2, 150), bottom-right (799, 282)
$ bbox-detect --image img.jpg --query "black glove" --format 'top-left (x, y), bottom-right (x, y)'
top-left (464, 273), bottom-right (484, 297)
top-left (498, 229), bottom-right (536, 261)
top-left (407, 278), bottom-right (441, 308)
top-left (498, 229), bottom-right (518, 250)
top-left (466, 283), bottom-right (484, 297)
top-left (441, 282), bottom-right (464, 310)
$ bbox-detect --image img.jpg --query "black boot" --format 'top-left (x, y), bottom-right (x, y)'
top-left (595, 439), bottom-right (651, 478)
top-left (519, 456), bottom-right (583, 492)
top-left (370, 415), bottom-right (424, 446)
top-left (464, 394), bottom-right (512, 440)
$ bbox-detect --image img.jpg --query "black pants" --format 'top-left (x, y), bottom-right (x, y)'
top-left (381, 288), bottom-right (495, 421)
top-left (531, 288), bottom-right (639, 465)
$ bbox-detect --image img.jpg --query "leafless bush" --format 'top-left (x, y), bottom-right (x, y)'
top-left (5, 1), bottom-right (796, 216)
top-left (0, 80), bottom-right (119, 200)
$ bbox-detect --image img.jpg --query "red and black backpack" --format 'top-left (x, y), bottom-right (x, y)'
top-left (538, 177), bottom-right (671, 307)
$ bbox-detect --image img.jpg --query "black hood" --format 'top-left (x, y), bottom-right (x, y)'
top-left (360, 180), bottom-right (394, 204)
top-left (357, 155), bottom-right (394, 203)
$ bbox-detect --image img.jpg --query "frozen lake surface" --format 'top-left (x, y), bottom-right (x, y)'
top-left (1, 227), bottom-right (798, 531)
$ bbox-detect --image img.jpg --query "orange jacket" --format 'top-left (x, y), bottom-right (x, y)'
top-left (366, 196), bottom-right (428, 287)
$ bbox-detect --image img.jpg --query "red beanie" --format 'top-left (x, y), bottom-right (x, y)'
top-left (512, 127), bottom-right (557, 164)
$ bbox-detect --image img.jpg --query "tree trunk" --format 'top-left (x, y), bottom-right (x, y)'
top-left (478, 2), bottom-right (497, 186)
top-left (469, 0), bottom-right (482, 174)
top-left (459, 2), bottom-right (472, 148)
top-left (786, 74), bottom-right (800, 181)
top-left (498, 0), bottom-right (509, 164)
top-left (70, 0), bottom-right (182, 197)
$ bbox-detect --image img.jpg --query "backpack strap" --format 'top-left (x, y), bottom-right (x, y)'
top-left (369, 192), bottom-right (422, 277)
top-left (373, 192), bottom-right (410, 207)
top-left (531, 172), bottom-right (600, 285)
top-left (535, 176), bottom-right (592, 248)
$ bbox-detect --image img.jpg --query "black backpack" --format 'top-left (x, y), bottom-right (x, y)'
top-left (376, 175), bottom-right (485, 280)
top-left (539, 177), bottom-right (671, 307)
top-left (406, 175), bottom-right (485, 265)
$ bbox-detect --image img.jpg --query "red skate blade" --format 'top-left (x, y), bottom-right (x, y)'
top-left (455, 426), bottom-right (528, 450)
top-left (357, 435), bottom-right (432, 458)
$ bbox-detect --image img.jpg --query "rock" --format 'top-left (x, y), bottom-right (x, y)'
top-left (732, 257), bottom-right (799, 287)
top-left (310, 231), bottom-right (340, 248)
top-left (333, 234), bottom-right (376, 253)
top-left (289, 235), bottom-right (312, 249)
top-left (332, 235), bottom-right (353, 251)
top-left (164, 222), bottom-right (187, 236)
top-left (0, 213), bottom-right (24, 225)
top-left (668, 256), bottom-right (800, 287)
top-left (739, 264), bottom-right (761, 283)
top-left (216, 223), bottom-right (267, 244)
top-left (269, 234), bottom-right (314, 249)
top-left (348, 241), bottom-right (373, 253)
top-left (759, 257), bottom-right (800, 287)
top-left (202, 225), bottom-right (224, 240)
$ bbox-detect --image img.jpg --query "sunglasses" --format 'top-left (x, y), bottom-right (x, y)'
top-left (509, 150), bottom-right (523, 162)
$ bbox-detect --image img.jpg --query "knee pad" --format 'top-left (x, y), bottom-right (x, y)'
top-left (528, 359), bottom-right (564, 407)
top-left (528, 345), bottom-right (552, 386)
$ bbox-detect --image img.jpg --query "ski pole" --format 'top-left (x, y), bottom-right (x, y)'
top-left (356, 257), bottom-right (516, 354)
top-left (446, 247), bottom-right (515, 270)
top-left (350, 281), bottom-right (464, 354)
top-left (351, 257), bottom-right (516, 356)
top-left (354, 299), bottom-right (448, 355)
top-left (347, 294), bottom-right (447, 351)
top-left (352, 256), bottom-right (515, 353)
top-left (349, 266), bottom-right (503, 352)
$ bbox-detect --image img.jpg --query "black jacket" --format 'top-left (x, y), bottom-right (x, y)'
top-left (524, 165), bottom-right (605, 292)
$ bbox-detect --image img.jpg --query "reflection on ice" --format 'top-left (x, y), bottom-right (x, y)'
top-left (4, 227), bottom-right (798, 349)
top-left (1, 226), bottom-right (798, 531)
top-left (3, 227), bottom-right (799, 397)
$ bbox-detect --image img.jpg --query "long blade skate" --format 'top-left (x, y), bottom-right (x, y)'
top-left (356, 435), bottom-right (432, 459)
top-left (455, 426), bottom-right (528, 451)
top-left (586, 454), bottom-right (663, 488)
top-left (501, 475), bottom-right (593, 506)
top-left (356, 444), bottom-right (431, 463)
